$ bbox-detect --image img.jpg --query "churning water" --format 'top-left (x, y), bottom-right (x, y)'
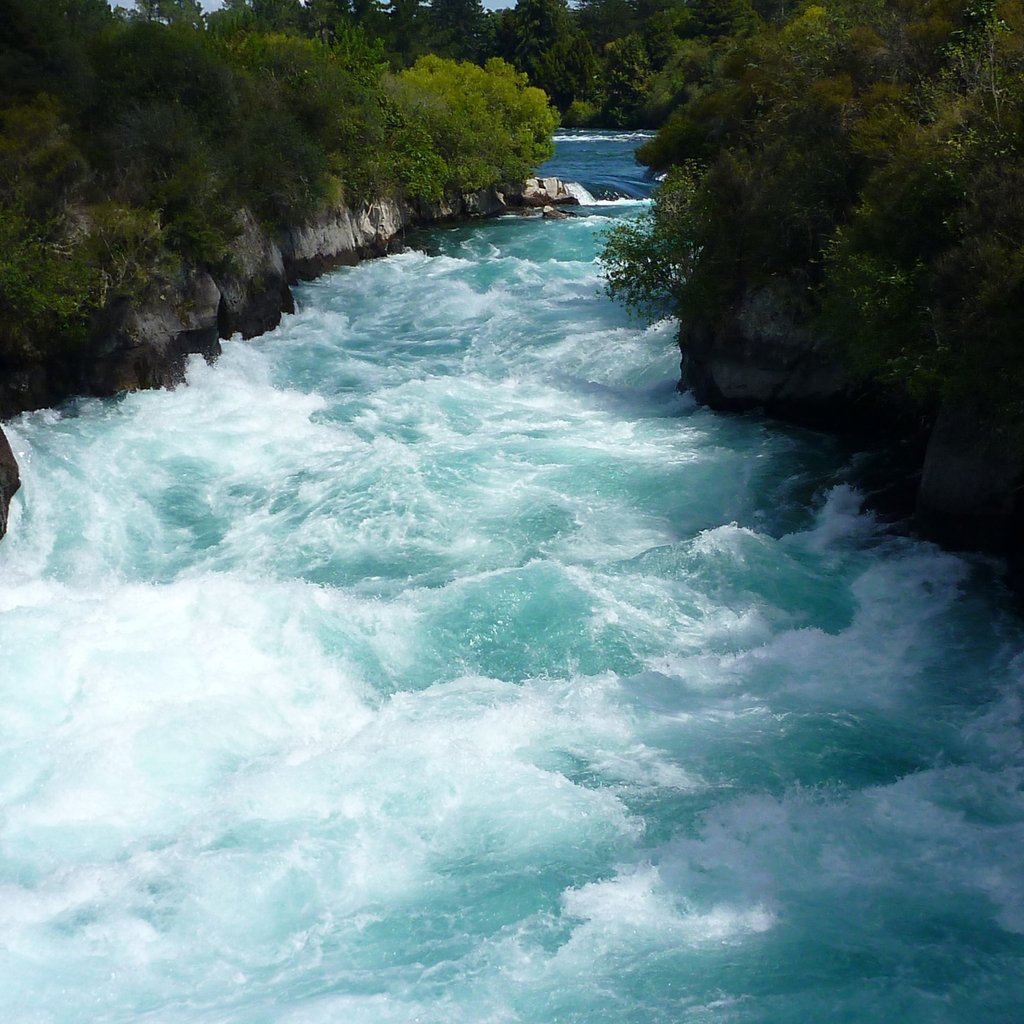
top-left (1, 134), bottom-right (1022, 1024)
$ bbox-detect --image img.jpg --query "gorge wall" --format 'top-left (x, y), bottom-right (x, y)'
top-left (679, 286), bottom-right (1024, 561)
top-left (0, 427), bottom-right (18, 542)
top-left (0, 182), bottom-right (562, 540)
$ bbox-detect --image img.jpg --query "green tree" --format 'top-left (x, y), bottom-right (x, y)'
top-left (386, 0), bottom-right (429, 65)
top-left (392, 55), bottom-right (557, 190)
top-left (601, 33), bottom-right (652, 125)
top-left (497, 0), bottom-right (599, 110)
top-left (428, 0), bottom-right (489, 61)
top-left (302, 0), bottom-right (354, 44)
top-left (575, 0), bottom-right (640, 48)
top-left (134, 0), bottom-right (205, 27)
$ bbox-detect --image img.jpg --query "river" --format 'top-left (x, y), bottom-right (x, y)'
top-left (1, 132), bottom-right (1022, 1023)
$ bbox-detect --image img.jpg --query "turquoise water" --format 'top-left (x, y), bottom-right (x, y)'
top-left (1, 133), bottom-right (1022, 1023)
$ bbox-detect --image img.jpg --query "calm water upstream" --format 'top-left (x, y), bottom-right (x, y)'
top-left (1, 132), bottom-right (1022, 1023)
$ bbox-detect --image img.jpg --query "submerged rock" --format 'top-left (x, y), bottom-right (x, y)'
top-left (0, 426), bottom-right (19, 541)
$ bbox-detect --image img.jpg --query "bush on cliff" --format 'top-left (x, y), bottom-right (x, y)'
top-left (601, 0), bottom-right (1024, 423)
top-left (0, 2), bottom-right (560, 376)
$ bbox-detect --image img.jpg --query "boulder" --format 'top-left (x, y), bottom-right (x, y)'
top-left (461, 186), bottom-right (508, 218)
top-left (518, 177), bottom-right (580, 208)
top-left (917, 404), bottom-right (1024, 550)
top-left (0, 425), bottom-right (18, 541)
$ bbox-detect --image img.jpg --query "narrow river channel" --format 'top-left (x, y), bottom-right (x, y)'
top-left (1, 132), bottom-right (1022, 1023)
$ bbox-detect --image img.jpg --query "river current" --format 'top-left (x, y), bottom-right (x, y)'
top-left (1, 132), bottom-right (1022, 1023)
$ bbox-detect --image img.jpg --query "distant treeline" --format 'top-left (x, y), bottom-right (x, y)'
top-left (0, 0), bottom-right (557, 374)
top-left (602, 0), bottom-right (1024, 424)
top-left (135, 0), bottom-right (743, 129)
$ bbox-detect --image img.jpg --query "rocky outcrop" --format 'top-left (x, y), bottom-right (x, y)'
top-left (679, 283), bottom-right (1024, 558)
top-left (0, 425), bottom-right (18, 541)
top-left (279, 187), bottom-right (516, 280)
top-left (215, 210), bottom-right (292, 340)
top-left (458, 186), bottom-right (508, 218)
top-left (86, 268), bottom-right (222, 394)
top-left (0, 186), bottom-right (518, 421)
top-left (0, 268), bottom-right (222, 420)
top-left (680, 282), bottom-right (859, 429)
top-left (917, 405), bottom-right (1024, 551)
top-left (518, 177), bottom-right (580, 208)
top-left (281, 197), bottom-right (413, 280)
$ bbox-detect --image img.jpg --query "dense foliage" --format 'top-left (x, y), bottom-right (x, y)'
top-left (492, 0), bottom-right (763, 128)
top-left (602, 0), bottom-right (1024, 421)
top-left (0, 0), bottom-right (555, 374)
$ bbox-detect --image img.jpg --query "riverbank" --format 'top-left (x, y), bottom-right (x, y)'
top-left (674, 285), bottom-right (1024, 567)
top-left (0, 178), bottom-right (580, 540)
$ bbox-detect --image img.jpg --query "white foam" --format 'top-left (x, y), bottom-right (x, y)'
top-left (2, 180), bottom-right (1022, 1023)
top-left (557, 865), bottom-right (775, 964)
top-left (586, 196), bottom-right (653, 207)
top-left (563, 180), bottom-right (597, 205)
top-left (553, 132), bottom-right (657, 143)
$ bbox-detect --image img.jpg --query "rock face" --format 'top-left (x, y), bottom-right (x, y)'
top-left (0, 425), bottom-right (18, 541)
top-left (0, 269), bottom-right (223, 420)
top-left (215, 210), bottom-right (292, 340)
top-left (679, 282), bottom-right (1024, 556)
top-left (680, 283), bottom-right (858, 429)
top-left (281, 198), bottom-right (413, 280)
top-left (87, 268), bottom-right (222, 394)
top-left (917, 405), bottom-right (1024, 551)
top-left (0, 187), bottom-right (514, 420)
top-left (458, 186), bottom-right (507, 218)
top-left (279, 188), bottom-right (512, 281)
top-left (0, 185), bottom-right (520, 541)
top-left (518, 177), bottom-right (580, 208)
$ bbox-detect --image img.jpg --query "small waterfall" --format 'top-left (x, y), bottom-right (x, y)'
top-left (563, 180), bottom-right (598, 205)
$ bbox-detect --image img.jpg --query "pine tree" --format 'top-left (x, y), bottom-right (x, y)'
top-left (497, 0), bottom-right (599, 110)
top-left (134, 0), bottom-right (204, 28)
top-left (428, 0), bottom-right (488, 61)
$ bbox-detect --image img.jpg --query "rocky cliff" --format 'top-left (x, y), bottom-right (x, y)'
top-left (0, 426), bottom-right (18, 541)
top-left (917, 406), bottom-right (1024, 552)
top-left (0, 182), bottom-right (564, 539)
top-left (679, 285), bottom-right (1024, 559)
top-left (679, 282), bottom-right (859, 430)
top-left (0, 187), bottom-right (548, 424)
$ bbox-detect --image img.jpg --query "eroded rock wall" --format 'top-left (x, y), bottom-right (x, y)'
top-left (0, 185), bottom-right (528, 538)
top-left (917, 405), bottom-right (1024, 551)
top-left (680, 282), bottom-right (858, 430)
top-left (679, 285), bottom-right (1024, 556)
top-left (0, 425), bottom-right (18, 541)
